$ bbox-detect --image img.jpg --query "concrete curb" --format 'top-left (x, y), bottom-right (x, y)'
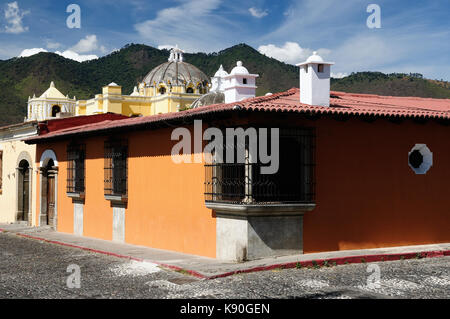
top-left (207, 250), bottom-right (450, 279)
top-left (1, 228), bottom-right (449, 280)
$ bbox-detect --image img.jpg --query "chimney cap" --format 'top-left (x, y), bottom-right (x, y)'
top-left (224, 60), bottom-right (259, 78)
top-left (296, 51), bottom-right (334, 67)
top-left (230, 61), bottom-right (250, 75)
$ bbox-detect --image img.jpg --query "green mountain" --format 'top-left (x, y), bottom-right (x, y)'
top-left (331, 72), bottom-right (450, 99)
top-left (0, 43), bottom-right (448, 126)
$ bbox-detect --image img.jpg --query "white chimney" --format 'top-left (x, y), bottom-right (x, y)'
top-left (296, 52), bottom-right (334, 107)
top-left (224, 61), bottom-right (259, 103)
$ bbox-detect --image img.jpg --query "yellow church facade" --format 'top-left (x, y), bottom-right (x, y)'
top-left (76, 47), bottom-right (210, 117)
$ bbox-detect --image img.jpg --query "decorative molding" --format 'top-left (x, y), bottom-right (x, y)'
top-left (16, 151), bottom-right (33, 167)
top-left (408, 144), bottom-right (433, 175)
top-left (206, 202), bottom-right (316, 217)
top-left (39, 149), bottom-right (58, 167)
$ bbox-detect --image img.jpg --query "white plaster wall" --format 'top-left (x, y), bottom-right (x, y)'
top-left (300, 66), bottom-right (312, 105)
top-left (216, 216), bottom-right (248, 262)
top-left (73, 202), bottom-right (84, 236)
top-left (112, 206), bottom-right (125, 242)
top-left (225, 86), bottom-right (257, 103)
top-left (300, 64), bottom-right (331, 107)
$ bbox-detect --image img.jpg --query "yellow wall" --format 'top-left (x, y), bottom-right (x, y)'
top-left (76, 85), bottom-right (203, 117)
top-left (0, 140), bottom-right (37, 225)
top-left (121, 101), bottom-right (151, 117)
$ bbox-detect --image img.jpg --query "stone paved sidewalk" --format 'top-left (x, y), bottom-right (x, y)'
top-left (1, 223), bottom-right (449, 279)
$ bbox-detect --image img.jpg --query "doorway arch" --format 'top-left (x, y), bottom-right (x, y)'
top-left (39, 150), bottom-right (58, 228)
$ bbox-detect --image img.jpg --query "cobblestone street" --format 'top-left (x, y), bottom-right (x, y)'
top-left (0, 232), bottom-right (449, 299)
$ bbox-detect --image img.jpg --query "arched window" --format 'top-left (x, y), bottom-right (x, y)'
top-left (159, 87), bottom-right (166, 95)
top-left (51, 105), bottom-right (61, 117)
top-left (197, 85), bottom-right (205, 94)
top-left (186, 87), bottom-right (194, 94)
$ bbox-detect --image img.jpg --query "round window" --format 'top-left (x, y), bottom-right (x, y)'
top-left (408, 144), bottom-right (432, 174)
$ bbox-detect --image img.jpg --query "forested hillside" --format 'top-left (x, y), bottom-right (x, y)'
top-left (0, 43), bottom-right (448, 126)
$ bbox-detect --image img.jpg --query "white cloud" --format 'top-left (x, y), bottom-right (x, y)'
top-left (258, 42), bottom-right (330, 65)
top-left (249, 7), bottom-right (268, 18)
top-left (16, 35), bottom-right (103, 62)
top-left (332, 35), bottom-right (402, 72)
top-left (19, 48), bottom-right (47, 57)
top-left (258, 0), bottom-right (363, 45)
top-left (331, 72), bottom-right (348, 79)
top-left (134, 0), bottom-right (237, 52)
top-left (70, 34), bottom-right (99, 53)
top-left (3, 1), bottom-right (29, 34)
top-left (55, 50), bottom-right (98, 62)
top-left (17, 47), bottom-right (97, 62)
top-left (46, 40), bottom-right (61, 50)
top-left (157, 44), bottom-right (175, 51)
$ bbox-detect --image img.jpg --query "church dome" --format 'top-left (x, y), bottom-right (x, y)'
top-left (142, 47), bottom-right (209, 87)
top-left (191, 91), bottom-right (225, 108)
top-left (143, 61), bottom-right (209, 86)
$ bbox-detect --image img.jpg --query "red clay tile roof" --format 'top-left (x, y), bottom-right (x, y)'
top-left (25, 88), bottom-right (450, 143)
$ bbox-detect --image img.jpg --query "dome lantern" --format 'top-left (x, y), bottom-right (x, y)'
top-left (168, 45), bottom-right (184, 62)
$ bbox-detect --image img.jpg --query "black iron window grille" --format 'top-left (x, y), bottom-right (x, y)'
top-left (205, 127), bottom-right (315, 204)
top-left (104, 139), bottom-right (128, 196)
top-left (67, 143), bottom-right (86, 193)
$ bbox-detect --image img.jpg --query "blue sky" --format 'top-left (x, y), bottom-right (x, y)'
top-left (0, 0), bottom-right (449, 80)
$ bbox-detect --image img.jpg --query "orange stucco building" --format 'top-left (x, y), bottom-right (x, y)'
top-left (26, 88), bottom-right (450, 261)
top-left (33, 128), bottom-right (216, 257)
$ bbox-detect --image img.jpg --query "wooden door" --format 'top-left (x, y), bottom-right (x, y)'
top-left (21, 168), bottom-right (29, 221)
top-left (47, 174), bottom-right (55, 225)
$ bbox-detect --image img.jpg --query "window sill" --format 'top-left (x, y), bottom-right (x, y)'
top-left (67, 192), bottom-right (85, 200)
top-left (205, 201), bottom-right (316, 217)
top-left (105, 194), bottom-right (128, 204)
